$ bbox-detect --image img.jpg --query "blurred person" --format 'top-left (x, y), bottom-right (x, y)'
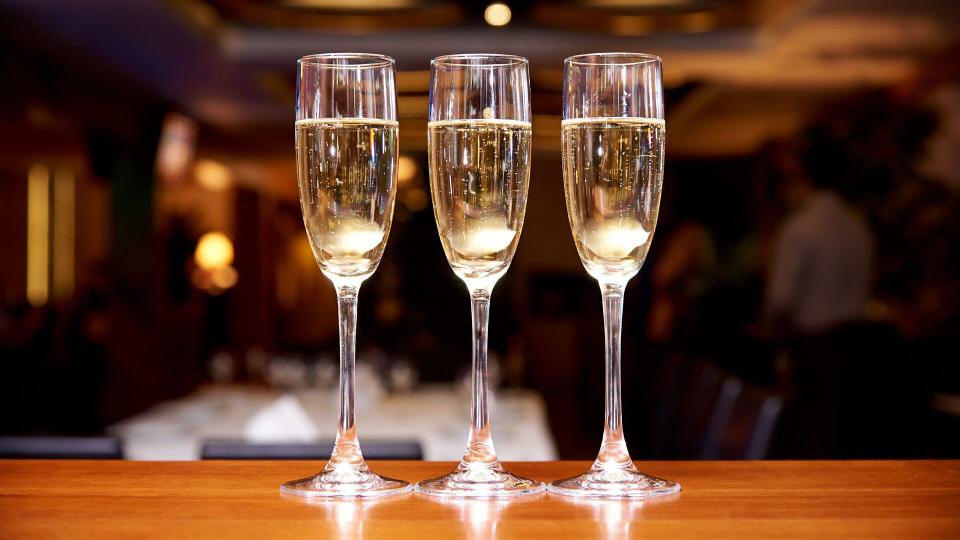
top-left (761, 131), bottom-right (876, 458)
top-left (795, 90), bottom-right (947, 337)
top-left (766, 90), bottom-right (949, 459)
top-left (763, 145), bottom-right (875, 335)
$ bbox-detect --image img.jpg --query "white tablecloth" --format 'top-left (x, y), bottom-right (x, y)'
top-left (108, 384), bottom-right (557, 461)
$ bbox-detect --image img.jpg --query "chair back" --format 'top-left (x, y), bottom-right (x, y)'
top-left (701, 377), bottom-right (784, 460)
top-left (201, 440), bottom-right (423, 460)
top-left (0, 436), bottom-right (123, 459)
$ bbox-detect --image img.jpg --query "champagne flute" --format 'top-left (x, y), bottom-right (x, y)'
top-left (415, 54), bottom-right (543, 498)
top-left (549, 53), bottom-right (680, 498)
top-left (282, 53), bottom-right (409, 498)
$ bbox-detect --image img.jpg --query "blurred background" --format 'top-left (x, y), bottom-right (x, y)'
top-left (1, 0), bottom-right (958, 462)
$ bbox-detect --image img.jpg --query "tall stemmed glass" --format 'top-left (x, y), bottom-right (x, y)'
top-left (549, 53), bottom-right (680, 498)
top-left (415, 54), bottom-right (543, 498)
top-left (282, 53), bottom-right (409, 498)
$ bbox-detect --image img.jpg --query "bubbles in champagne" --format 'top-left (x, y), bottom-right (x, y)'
top-left (428, 119), bottom-right (532, 282)
top-left (296, 118), bottom-right (398, 280)
top-left (562, 117), bottom-right (665, 283)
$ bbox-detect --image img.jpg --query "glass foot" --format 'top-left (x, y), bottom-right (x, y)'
top-left (548, 466), bottom-right (680, 499)
top-left (281, 469), bottom-right (411, 499)
top-left (415, 463), bottom-right (545, 499)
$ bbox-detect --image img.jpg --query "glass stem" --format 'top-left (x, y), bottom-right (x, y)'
top-left (461, 286), bottom-right (499, 469)
top-left (594, 281), bottom-right (634, 471)
top-left (326, 284), bottom-right (367, 473)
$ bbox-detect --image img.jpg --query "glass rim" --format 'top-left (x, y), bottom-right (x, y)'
top-left (565, 52), bottom-right (662, 67)
top-left (431, 53), bottom-right (529, 68)
top-left (298, 53), bottom-right (395, 68)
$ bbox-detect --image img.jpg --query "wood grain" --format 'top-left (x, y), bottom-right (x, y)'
top-left (0, 460), bottom-right (958, 539)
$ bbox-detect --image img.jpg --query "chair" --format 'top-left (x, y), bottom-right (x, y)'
top-left (674, 361), bottom-right (726, 458)
top-left (700, 376), bottom-right (743, 459)
top-left (201, 440), bottom-right (423, 460)
top-left (701, 376), bottom-right (784, 460)
top-left (650, 356), bottom-right (728, 458)
top-left (0, 436), bottom-right (123, 459)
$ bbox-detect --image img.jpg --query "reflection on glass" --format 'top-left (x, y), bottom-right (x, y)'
top-left (578, 498), bottom-right (642, 540)
top-left (571, 492), bottom-right (680, 539)
top-left (281, 495), bottom-right (388, 539)
top-left (447, 498), bottom-right (514, 540)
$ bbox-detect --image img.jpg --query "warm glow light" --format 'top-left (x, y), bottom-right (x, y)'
top-left (156, 113), bottom-right (197, 184)
top-left (397, 155), bottom-right (418, 185)
top-left (590, 0), bottom-right (694, 6)
top-left (281, 0), bottom-right (415, 9)
top-left (26, 164), bottom-right (50, 307)
top-left (484, 2), bottom-right (511, 27)
top-left (52, 166), bottom-right (75, 301)
top-left (195, 232), bottom-right (235, 270)
top-left (194, 158), bottom-right (232, 192)
top-left (210, 266), bottom-right (239, 289)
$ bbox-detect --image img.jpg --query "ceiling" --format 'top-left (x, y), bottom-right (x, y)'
top-left (1, 0), bottom-right (956, 165)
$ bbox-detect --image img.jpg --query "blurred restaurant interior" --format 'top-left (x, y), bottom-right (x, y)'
top-left (0, 0), bottom-right (958, 462)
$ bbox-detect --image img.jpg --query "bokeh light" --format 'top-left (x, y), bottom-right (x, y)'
top-left (195, 232), bottom-right (235, 270)
top-left (484, 3), bottom-right (511, 27)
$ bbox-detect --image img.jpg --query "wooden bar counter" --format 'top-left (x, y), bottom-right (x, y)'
top-left (1, 460), bottom-right (958, 538)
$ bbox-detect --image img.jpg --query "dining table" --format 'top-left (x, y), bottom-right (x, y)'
top-left (107, 383), bottom-right (557, 461)
top-left (1, 459), bottom-right (958, 538)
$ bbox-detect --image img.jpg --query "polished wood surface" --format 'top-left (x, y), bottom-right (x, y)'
top-left (1, 460), bottom-right (958, 539)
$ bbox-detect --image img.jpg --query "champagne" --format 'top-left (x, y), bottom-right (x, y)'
top-left (428, 119), bottom-right (532, 280)
top-left (296, 118), bottom-right (398, 279)
top-left (562, 117), bottom-right (665, 281)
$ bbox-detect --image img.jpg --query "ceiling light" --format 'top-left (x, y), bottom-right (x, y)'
top-left (485, 3), bottom-right (511, 27)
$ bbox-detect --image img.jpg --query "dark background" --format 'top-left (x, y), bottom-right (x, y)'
top-left (1, 0), bottom-right (958, 460)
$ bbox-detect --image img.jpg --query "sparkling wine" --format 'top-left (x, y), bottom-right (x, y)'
top-left (296, 118), bottom-right (398, 279)
top-left (562, 117), bottom-right (665, 281)
top-left (428, 119), bottom-right (532, 281)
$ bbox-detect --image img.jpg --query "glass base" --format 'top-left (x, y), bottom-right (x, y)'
top-left (281, 469), bottom-right (411, 499)
top-left (415, 463), bottom-right (545, 499)
top-left (548, 466), bottom-right (680, 499)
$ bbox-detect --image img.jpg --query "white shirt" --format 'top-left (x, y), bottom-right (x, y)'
top-left (766, 190), bottom-right (875, 333)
